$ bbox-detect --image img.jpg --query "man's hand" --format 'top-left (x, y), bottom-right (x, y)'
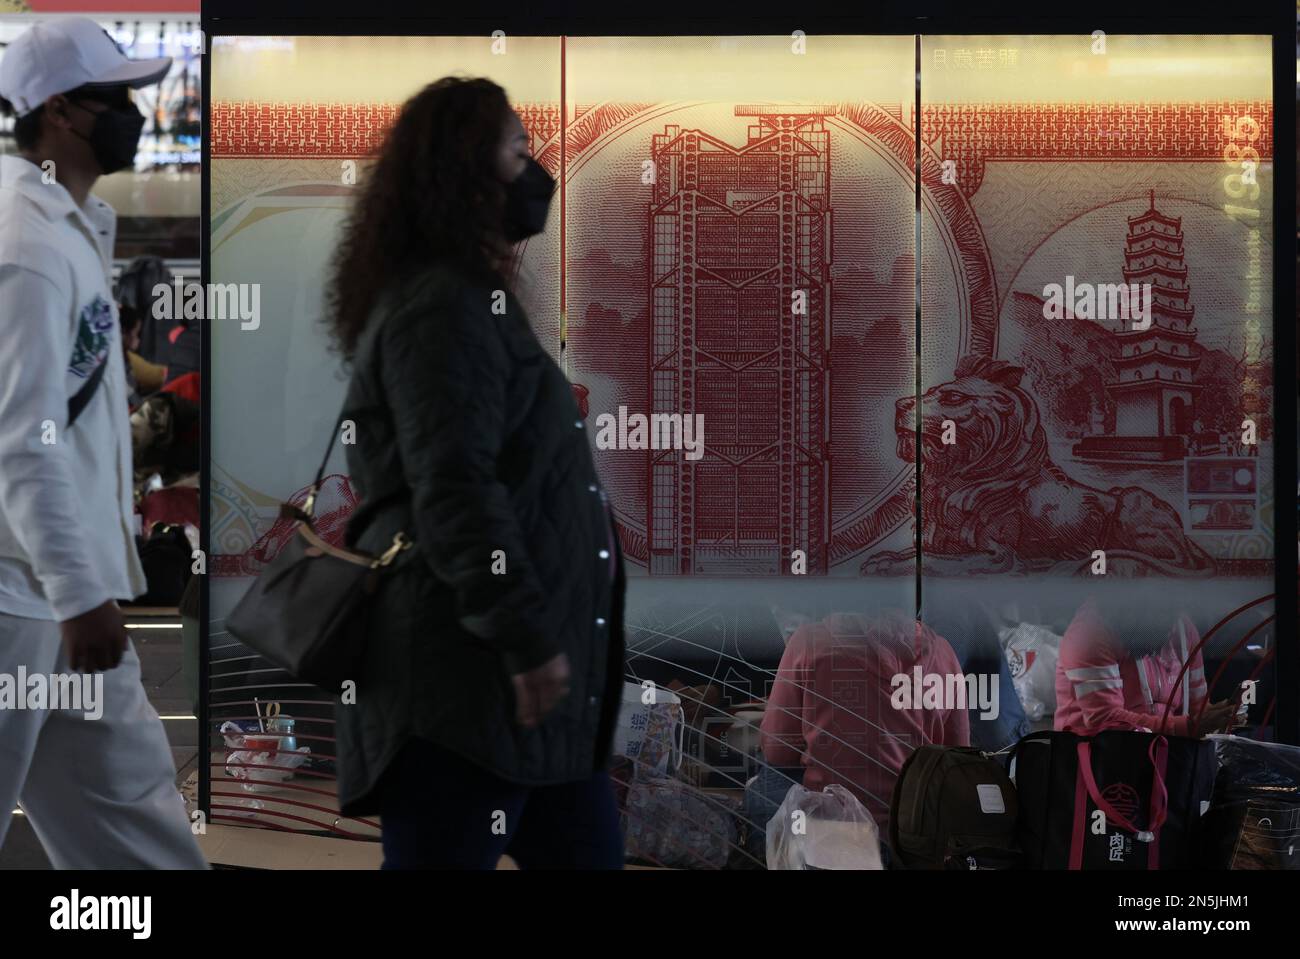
top-left (1193, 699), bottom-right (1237, 738)
top-left (60, 600), bottom-right (128, 672)
top-left (511, 652), bottom-right (571, 729)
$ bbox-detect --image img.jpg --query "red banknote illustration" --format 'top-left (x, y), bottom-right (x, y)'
top-left (883, 49), bottom-right (1272, 579)
top-left (209, 38), bottom-right (1274, 583)
top-left (563, 101), bottom-right (918, 576)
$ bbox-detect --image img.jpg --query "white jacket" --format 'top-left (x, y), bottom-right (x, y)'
top-left (0, 154), bottom-right (145, 620)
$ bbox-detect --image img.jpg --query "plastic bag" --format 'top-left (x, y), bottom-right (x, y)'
top-left (999, 622), bottom-right (1062, 722)
top-left (766, 783), bottom-right (883, 870)
top-left (220, 720), bottom-right (310, 793)
top-left (1203, 736), bottom-right (1300, 869)
top-left (1209, 735), bottom-right (1300, 804)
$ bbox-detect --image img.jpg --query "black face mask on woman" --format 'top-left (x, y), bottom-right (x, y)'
top-left (502, 157), bottom-right (555, 242)
top-left (69, 99), bottom-right (145, 175)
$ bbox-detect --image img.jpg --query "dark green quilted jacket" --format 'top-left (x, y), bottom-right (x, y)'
top-left (333, 263), bottom-right (626, 817)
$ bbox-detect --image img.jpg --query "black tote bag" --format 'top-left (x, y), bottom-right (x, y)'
top-left (1012, 730), bottom-right (1215, 869)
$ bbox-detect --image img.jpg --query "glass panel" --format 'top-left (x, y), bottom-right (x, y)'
top-left (916, 35), bottom-right (1277, 762)
top-left (564, 35), bottom-right (917, 866)
top-left (206, 35), bottom-right (561, 837)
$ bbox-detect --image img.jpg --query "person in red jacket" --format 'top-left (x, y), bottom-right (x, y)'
top-left (1054, 598), bottom-right (1237, 738)
top-left (747, 609), bottom-right (970, 858)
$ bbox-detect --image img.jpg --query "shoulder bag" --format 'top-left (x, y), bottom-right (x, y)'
top-left (224, 410), bottom-right (413, 692)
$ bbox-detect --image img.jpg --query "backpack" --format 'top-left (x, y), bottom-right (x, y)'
top-left (127, 524), bottom-right (193, 607)
top-left (889, 745), bottom-right (1020, 869)
top-left (115, 255), bottom-right (175, 365)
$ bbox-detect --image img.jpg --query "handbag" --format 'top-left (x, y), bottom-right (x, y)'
top-left (624, 777), bottom-right (740, 869)
top-left (1203, 799), bottom-right (1300, 869)
top-left (224, 410), bottom-right (412, 692)
top-left (1012, 729), bottom-right (1215, 869)
top-left (1201, 735), bottom-right (1300, 869)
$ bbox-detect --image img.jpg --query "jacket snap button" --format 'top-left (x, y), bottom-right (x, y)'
top-left (598, 549), bottom-right (609, 559)
top-left (574, 420), bottom-right (584, 429)
top-left (589, 695), bottom-right (598, 705)
top-left (588, 484), bottom-right (598, 492)
top-left (596, 617), bottom-right (606, 626)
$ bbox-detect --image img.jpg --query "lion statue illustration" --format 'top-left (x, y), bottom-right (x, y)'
top-left (862, 356), bottom-right (1215, 576)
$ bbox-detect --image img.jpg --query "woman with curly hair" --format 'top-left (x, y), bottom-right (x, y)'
top-left (325, 77), bottom-right (626, 869)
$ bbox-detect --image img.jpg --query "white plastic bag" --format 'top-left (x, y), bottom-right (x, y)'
top-left (999, 622), bottom-right (1062, 722)
top-left (766, 783), bottom-right (883, 870)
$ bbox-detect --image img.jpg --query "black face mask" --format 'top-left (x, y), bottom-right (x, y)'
top-left (502, 157), bottom-right (555, 242)
top-left (70, 100), bottom-right (145, 175)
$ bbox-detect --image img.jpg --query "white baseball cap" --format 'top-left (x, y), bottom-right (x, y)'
top-left (0, 17), bottom-right (172, 117)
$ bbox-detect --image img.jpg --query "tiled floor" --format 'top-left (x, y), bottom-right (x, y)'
top-left (0, 614), bottom-right (196, 869)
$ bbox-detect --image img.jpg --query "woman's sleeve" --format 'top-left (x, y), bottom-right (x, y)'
top-left (1060, 625), bottom-right (1194, 736)
top-left (378, 290), bottom-right (560, 673)
top-left (760, 632), bottom-right (809, 766)
top-left (1182, 618), bottom-right (1210, 719)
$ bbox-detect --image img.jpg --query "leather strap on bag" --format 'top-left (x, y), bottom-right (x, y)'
top-left (300, 306), bottom-right (390, 521)
top-left (299, 410), bottom-right (347, 520)
top-left (290, 310), bottom-right (415, 562)
top-left (292, 404), bottom-right (413, 568)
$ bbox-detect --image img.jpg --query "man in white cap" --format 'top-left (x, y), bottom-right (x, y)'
top-left (0, 17), bottom-right (207, 868)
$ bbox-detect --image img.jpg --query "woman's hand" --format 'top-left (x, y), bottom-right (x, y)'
top-left (1192, 700), bottom-right (1237, 737)
top-left (511, 652), bottom-right (571, 728)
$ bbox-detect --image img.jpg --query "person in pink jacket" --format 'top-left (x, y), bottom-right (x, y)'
top-left (1054, 599), bottom-right (1237, 738)
top-left (752, 609), bottom-right (970, 849)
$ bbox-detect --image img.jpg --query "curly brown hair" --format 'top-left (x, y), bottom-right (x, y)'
top-left (324, 76), bottom-right (513, 358)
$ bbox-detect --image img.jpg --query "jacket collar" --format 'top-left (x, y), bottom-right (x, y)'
top-left (0, 154), bottom-right (115, 241)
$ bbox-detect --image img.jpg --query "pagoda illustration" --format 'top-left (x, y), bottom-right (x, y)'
top-left (1074, 191), bottom-right (1202, 462)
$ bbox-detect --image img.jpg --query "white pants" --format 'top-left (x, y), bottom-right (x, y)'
top-left (0, 611), bottom-right (208, 869)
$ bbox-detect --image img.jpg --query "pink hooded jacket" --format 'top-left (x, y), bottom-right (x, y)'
top-left (1054, 600), bottom-right (1207, 737)
top-left (759, 610), bottom-right (970, 833)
